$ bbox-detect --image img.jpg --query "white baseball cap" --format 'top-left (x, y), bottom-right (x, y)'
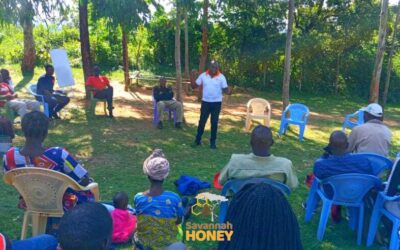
top-left (360, 103), bottom-right (383, 117)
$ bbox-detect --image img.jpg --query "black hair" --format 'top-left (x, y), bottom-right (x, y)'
top-left (58, 202), bottom-right (112, 250)
top-left (0, 69), bottom-right (10, 82)
top-left (44, 64), bottom-right (53, 70)
top-left (21, 111), bottom-right (49, 139)
top-left (251, 125), bottom-right (273, 146)
top-left (218, 183), bottom-right (303, 250)
top-left (113, 191), bottom-right (129, 210)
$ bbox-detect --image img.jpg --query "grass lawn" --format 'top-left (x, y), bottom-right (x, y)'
top-left (0, 64), bottom-right (399, 249)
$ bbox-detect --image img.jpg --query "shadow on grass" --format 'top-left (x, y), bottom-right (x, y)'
top-left (14, 73), bottom-right (34, 92)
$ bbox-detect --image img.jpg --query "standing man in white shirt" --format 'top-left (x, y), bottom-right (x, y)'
top-left (190, 61), bottom-right (232, 149)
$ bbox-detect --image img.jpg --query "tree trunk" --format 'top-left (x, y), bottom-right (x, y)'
top-left (334, 53), bottom-right (341, 94)
top-left (79, 0), bottom-right (92, 99)
top-left (199, 0), bottom-right (208, 73)
top-left (382, 1), bottom-right (400, 108)
top-left (20, 2), bottom-right (35, 75)
top-left (282, 0), bottom-right (295, 110)
top-left (122, 28), bottom-right (130, 91)
top-left (175, 2), bottom-right (183, 102)
top-left (369, 0), bottom-right (389, 103)
top-left (135, 40), bottom-right (141, 71)
top-left (184, 11), bottom-right (190, 79)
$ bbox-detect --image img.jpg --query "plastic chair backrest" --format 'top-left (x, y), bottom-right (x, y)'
top-left (221, 177), bottom-right (291, 196)
top-left (320, 174), bottom-right (381, 204)
top-left (247, 98), bottom-right (270, 116)
top-left (356, 110), bottom-right (364, 124)
top-left (356, 153), bottom-right (393, 176)
top-left (285, 103), bottom-right (309, 122)
top-left (3, 168), bottom-right (99, 215)
top-left (28, 84), bottom-right (39, 96)
top-left (385, 156), bottom-right (400, 196)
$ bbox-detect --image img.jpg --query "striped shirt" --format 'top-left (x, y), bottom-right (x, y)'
top-left (3, 147), bottom-right (88, 184)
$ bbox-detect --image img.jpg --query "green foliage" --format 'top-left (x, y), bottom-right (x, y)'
top-left (1, 0), bottom-right (400, 102)
top-left (91, 0), bottom-right (150, 32)
top-left (0, 25), bottom-right (24, 64)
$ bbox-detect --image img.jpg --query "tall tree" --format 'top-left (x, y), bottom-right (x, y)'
top-left (199, 0), bottom-right (209, 73)
top-left (282, 0), bottom-right (295, 110)
top-left (369, 0), bottom-right (389, 103)
top-left (182, 0), bottom-right (191, 79)
top-left (0, 0), bottom-right (66, 75)
top-left (382, 1), bottom-right (400, 107)
top-left (79, 0), bottom-right (92, 98)
top-left (92, 0), bottom-right (150, 91)
top-left (175, 1), bottom-right (183, 102)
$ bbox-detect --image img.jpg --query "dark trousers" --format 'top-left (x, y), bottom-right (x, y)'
top-left (195, 101), bottom-right (222, 145)
top-left (94, 86), bottom-right (113, 110)
top-left (41, 94), bottom-right (70, 117)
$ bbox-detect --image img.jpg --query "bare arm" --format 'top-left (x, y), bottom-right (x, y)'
top-left (190, 69), bottom-right (199, 89)
top-left (223, 86), bottom-right (233, 95)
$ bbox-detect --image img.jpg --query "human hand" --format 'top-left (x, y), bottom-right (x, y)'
top-left (190, 69), bottom-right (199, 81)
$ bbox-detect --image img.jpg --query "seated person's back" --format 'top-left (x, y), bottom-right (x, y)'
top-left (347, 103), bottom-right (392, 157)
top-left (111, 191), bottom-right (137, 243)
top-left (218, 125), bottom-right (298, 189)
top-left (314, 131), bottom-right (374, 180)
top-left (218, 183), bottom-right (303, 250)
top-left (2, 111), bottom-right (94, 208)
top-left (134, 149), bottom-right (184, 249)
top-left (58, 202), bottom-right (113, 250)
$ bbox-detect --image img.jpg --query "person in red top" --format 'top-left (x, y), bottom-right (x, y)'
top-left (0, 73), bottom-right (40, 118)
top-left (86, 66), bottom-right (114, 118)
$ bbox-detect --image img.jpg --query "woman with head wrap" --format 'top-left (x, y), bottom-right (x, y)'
top-left (133, 149), bottom-right (185, 250)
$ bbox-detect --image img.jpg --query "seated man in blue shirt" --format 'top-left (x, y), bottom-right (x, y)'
top-left (153, 77), bottom-right (183, 129)
top-left (314, 130), bottom-right (374, 179)
top-left (36, 65), bottom-right (70, 119)
top-left (313, 130), bottom-right (375, 222)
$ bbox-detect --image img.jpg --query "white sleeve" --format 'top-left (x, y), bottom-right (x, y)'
top-left (220, 75), bottom-right (228, 88)
top-left (195, 74), bottom-right (203, 86)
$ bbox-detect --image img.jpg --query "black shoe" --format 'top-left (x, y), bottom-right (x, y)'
top-left (157, 121), bottom-right (163, 129)
top-left (52, 113), bottom-right (61, 120)
top-left (210, 143), bottom-right (217, 149)
top-left (108, 110), bottom-right (114, 118)
top-left (175, 122), bottom-right (182, 129)
top-left (191, 140), bottom-right (201, 147)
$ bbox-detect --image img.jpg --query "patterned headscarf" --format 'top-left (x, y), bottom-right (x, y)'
top-left (143, 149), bottom-right (170, 181)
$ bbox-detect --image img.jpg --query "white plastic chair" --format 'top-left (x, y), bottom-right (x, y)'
top-left (245, 98), bottom-right (271, 131)
top-left (4, 167), bottom-right (100, 239)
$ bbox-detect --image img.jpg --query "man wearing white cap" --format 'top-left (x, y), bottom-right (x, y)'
top-left (347, 103), bottom-right (392, 157)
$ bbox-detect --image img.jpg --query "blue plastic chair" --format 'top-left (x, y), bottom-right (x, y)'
top-left (278, 103), bottom-right (309, 141)
top-left (367, 158), bottom-right (400, 249)
top-left (152, 96), bottom-right (177, 125)
top-left (342, 110), bottom-right (364, 131)
top-left (218, 177), bottom-right (291, 223)
top-left (366, 192), bottom-right (400, 250)
top-left (28, 84), bottom-right (50, 118)
top-left (356, 153), bottom-right (393, 176)
top-left (305, 174), bottom-right (381, 245)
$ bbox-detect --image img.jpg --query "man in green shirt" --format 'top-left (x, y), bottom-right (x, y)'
top-left (218, 125), bottom-right (298, 189)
